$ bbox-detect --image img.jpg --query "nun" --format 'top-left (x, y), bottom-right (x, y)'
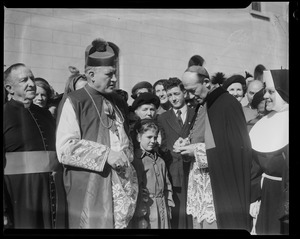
top-left (249, 69), bottom-right (289, 235)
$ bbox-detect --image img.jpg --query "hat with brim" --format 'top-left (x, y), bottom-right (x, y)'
top-left (132, 92), bottom-right (160, 111)
top-left (85, 38), bottom-right (115, 67)
top-left (222, 74), bottom-right (246, 90)
top-left (131, 81), bottom-right (153, 99)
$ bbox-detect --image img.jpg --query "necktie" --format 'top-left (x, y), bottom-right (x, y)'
top-left (177, 109), bottom-right (183, 127)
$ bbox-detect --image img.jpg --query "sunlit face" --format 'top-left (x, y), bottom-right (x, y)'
top-left (167, 86), bottom-right (185, 109)
top-left (89, 66), bottom-right (116, 93)
top-left (263, 70), bottom-right (288, 112)
top-left (138, 129), bottom-right (158, 151)
top-left (135, 104), bottom-right (156, 119)
top-left (6, 66), bottom-right (36, 104)
top-left (263, 86), bottom-right (286, 112)
top-left (264, 87), bottom-right (276, 111)
top-left (33, 86), bottom-right (48, 108)
top-left (182, 71), bottom-right (207, 104)
top-left (155, 84), bottom-right (168, 104)
top-left (75, 78), bottom-right (87, 90)
top-left (227, 82), bottom-right (244, 102)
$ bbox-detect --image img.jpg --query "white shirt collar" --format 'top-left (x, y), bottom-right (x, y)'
top-left (173, 104), bottom-right (187, 115)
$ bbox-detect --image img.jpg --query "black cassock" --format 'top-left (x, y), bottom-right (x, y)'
top-left (205, 87), bottom-right (252, 231)
top-left (4, 99), bottom-right (67, 229)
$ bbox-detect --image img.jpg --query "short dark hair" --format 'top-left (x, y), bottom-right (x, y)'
top-left (164, 77), bottom-right (185, 92)
top-left (134, 118), bottom-right (159, 135)
top-left (4, 63), bottom-right (26, 84)
top-left (153, 79), bottom-right (167, 92)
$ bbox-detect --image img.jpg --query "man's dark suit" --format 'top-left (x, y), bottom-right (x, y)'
top-left (157, 106), bottom-right (195, 229)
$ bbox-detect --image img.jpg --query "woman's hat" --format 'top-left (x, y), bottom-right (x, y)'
top-left (131, 92), bottom-right (160, 111)
top-left (222, 74), bottom-right (246, 90)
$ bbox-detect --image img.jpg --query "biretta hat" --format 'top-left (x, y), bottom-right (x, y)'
top-left (263, 69), bottom-right (289, 104)
top-left (251, 88), bottom-right (265, 109)
top-left (131, 92), bottom-right (160, 111)
top-left (186, 65), bottom-right (210, 79)
top-left (85, 38), bottom-right (115, 67)
top-left (131, 81), bottom-right (153, 99)
top-left (222, 74), bottom-right (246, 90)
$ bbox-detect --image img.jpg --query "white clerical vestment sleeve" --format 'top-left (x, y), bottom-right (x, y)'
top-left (56, 98), bottom-right (109, 172)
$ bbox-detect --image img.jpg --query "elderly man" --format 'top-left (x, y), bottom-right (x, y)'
top-left (3, 63), bottom-right (66, 228)
top-left (56, 38), bottom-right (138, 228)
top-left (176, 65), bottom-right (252, 231)
top-left (243, 80), bottom-right (264, 122)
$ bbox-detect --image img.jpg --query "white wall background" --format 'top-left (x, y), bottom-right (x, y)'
top-left (4, 3), bottom-right (288, 105)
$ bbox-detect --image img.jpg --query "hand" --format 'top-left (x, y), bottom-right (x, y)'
top-left (173, 137), bottom-right (190, 153)
top-left (107, 150), bottom-right (129, 169)
top-left (250, 200), bottom-right (261, 218)
top-left (178, 144), bottom-right (196, 157)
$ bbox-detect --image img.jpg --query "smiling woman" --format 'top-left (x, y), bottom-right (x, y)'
top-left (33, 77), bottom-right (52, 109)
top-left (249, 69), bottom-right (289, 235)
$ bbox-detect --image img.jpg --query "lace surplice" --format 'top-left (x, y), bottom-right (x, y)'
top-left (186, 143), bottom-right (216, 224)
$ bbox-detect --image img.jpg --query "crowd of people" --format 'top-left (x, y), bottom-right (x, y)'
top-left (3, 37), bottom-right (289, 235)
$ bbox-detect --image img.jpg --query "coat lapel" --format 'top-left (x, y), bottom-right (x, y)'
top-left (183, 107), bottom-right (194, 131)
top-left (166, 110), bottom-right (182, 135)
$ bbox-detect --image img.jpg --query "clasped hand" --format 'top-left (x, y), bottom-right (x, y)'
top-left (107, 150), bottom-right (129, 170)
top-left (173, 137), bottom-right (196, 157)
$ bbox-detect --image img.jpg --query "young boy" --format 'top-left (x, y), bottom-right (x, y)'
top-left (132, 119), bottom-right (174, 229)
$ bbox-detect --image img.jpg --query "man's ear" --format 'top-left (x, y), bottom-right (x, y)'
top-left (5, 84), bottom-right (13, 94)
top-left (88, 71), bottom-right (94, 78)
top-left (88, 71), bottom-right (95, 83)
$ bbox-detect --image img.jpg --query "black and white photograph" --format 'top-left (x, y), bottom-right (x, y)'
top-left (3, 2), bottom-right (291, 236)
